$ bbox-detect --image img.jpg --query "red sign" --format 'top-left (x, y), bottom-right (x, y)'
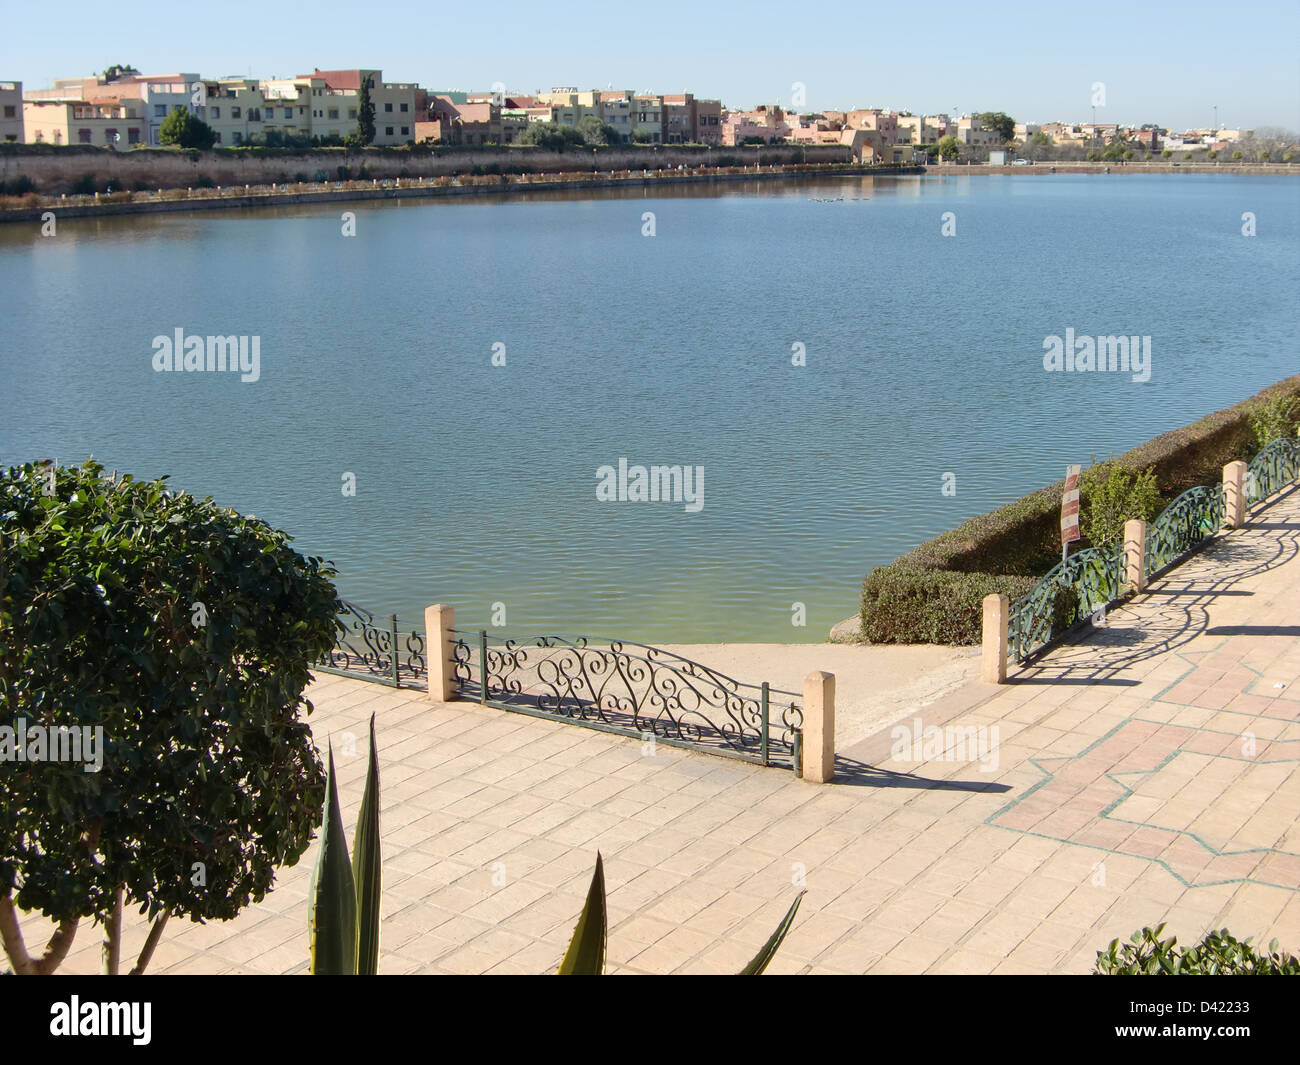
top-left (1061, 464), bottom-right (1082, 546)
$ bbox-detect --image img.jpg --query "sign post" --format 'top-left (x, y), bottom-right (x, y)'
top-left (1061, 464), bottom-right (1082, 562)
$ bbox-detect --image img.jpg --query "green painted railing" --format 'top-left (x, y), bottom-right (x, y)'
top-left (1144, 484), bottom-right (1224, 580)
top-left (1245, 437), bottom-right (1300, 507)
top-left (1009, 544), bottom-right (1123, 663)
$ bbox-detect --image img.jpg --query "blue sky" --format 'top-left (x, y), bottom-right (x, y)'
top-left (4, 0), bottom-right (1297, 131)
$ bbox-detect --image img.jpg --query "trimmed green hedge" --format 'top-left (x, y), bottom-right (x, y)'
top-left (859, 374), bottom-right (1300, 644)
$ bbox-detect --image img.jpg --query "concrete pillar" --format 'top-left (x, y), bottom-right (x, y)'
top-left (1123, 519), bottom-right (1148, 594)
top-left (981, 593), bottom-right (1009, 684)
top-left (1223, 460), bottom-right (1247, 528)
top-left (801, 671), bottom-right (835, 784)
top-left (424, 603), bottom-right (457, 702)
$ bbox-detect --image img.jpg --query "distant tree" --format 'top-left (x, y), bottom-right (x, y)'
top-left (102, 64), bottom-right (140, 82)
top-left (520, 121), bottom-right (589, 152)
top-left (575, 114), bottom-right (618, 147)
top-left (1028, 130), bottom-right (1053, 147)
top-left (158, 107), bottom-right (216, 150)
top-left (631, 130), bottom-right (652, 144)
top-left (355, 78), bottom-right (376, 146)
top-left (975, 111), bottom-right (1015, 142)
top-left (936, 134), bottom-right (959, 160)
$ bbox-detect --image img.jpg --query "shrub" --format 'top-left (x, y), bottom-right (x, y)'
top-left (69, 173), bottom-right (100, 195)
top-left (0, 175), bottom-right (36, 195)
top-left (860, 568), bottom-right (1041, 645)
top-left (1250, 394), bottom-right (1298, 448)
top-left (1080, 462), bottom-right (1162, 549)
top-left (1095, 925), bottom-right (1300, 975)
top-left (0, 460), bottom-right (342, 974)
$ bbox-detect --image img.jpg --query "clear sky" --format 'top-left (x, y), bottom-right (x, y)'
top-left (4, 0), bottom-right (1297, 131)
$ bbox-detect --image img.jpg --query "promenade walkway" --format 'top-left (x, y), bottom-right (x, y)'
top-left (18, 488), bottom-right (1299, 974)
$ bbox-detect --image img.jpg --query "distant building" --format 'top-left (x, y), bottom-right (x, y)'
top-left (0, 80), bottom-right (21, 142)
top-left (23, 97), bottom-right (145, 149)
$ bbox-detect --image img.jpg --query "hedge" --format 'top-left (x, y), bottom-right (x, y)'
top-left (859, 374), bottom-right (1300, 645)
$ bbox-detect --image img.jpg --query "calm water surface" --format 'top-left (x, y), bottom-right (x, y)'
top-left (1, 173), bottom-right (1297, 641)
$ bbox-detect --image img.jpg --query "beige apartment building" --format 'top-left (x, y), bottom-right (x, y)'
top-left (305, 70), bottom-right (417, 144)
top-left (0, 81), bottom-right (21, 141)
top-left (23, 98), bottom-right (146, 149)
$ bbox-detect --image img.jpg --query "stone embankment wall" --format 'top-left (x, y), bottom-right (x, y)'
top-left (0, 143), bottom-right (852, 195)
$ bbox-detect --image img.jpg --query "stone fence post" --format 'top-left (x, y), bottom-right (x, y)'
top-left (1223, 460), bottom-right (1247, 528)
top-left (802, 671), bottom-right (835, 783)
top-left (1123, 519), bottom-right (1148, 595)
top-left (981, 593), bottom-right (1009, 684)
top-left (424, 603), bottom-right (457, 702)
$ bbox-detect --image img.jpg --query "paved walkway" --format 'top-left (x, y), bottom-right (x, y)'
top-left (17, 488), bottom-right (1300, 974)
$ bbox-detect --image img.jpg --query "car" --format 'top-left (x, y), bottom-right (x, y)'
top-left (1011, 158), bottom-right (1033, 166)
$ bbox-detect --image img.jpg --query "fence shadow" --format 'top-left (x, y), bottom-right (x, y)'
top-left (1012, 499), bottom-right (1300, 685)
top-left (831, 756), bottom-right (1012, 792)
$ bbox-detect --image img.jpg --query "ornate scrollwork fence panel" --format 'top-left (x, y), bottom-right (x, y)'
top-left (1245, 438), bottom-right (1300, 507)
top-left (1009, 544), bottom-right (1123, 664)
top-left (316, 600), bottom-right (427, 687)
top-left (450, 630), bottom-right (802, 769)
top-left (1144, 484), bottom-right (1224, 580)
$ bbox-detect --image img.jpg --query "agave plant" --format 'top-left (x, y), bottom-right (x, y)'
top-left (308, 714), bottom-right (382, 975)
top-left (557, 853), bottom-right (804, 975)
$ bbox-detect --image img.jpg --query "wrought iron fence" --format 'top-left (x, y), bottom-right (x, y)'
top-left (1009, 544), bottom-right (1123, 664)
top-left (450, 630), bottom-right (803, 770)
top-left (315, 600), bottom-right (427, 688)
top-left (1144, 483), bottom-right (1224, 580)
top-left (1245, 437), bottom-right (1300, 507)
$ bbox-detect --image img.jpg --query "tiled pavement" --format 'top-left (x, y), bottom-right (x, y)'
top-left (17, 487), bottom-right (1300, 975)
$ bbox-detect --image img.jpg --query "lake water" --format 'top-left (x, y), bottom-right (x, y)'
top-left (2, 173), bottom-right (1298, 642)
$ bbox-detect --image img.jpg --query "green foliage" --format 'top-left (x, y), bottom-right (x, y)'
top-left (860, 568), bottom-right (1041, 645)
top-left (575, 114), bottom-right (618, 147)
top-left (356, 79), bottom-right (376, 146)
top-left (520, 121), bottom-right (587, 151)
top-left (1250, 394), bottom-right (1299, 448)
top-left (557, 854), bottom-right (803, 974)
top-left (974, 111), bottom-right (1015, 142)
top-left (0, 460), bottom-right (342, 971)
top-left (1028, 130), bottom-right (1053, 148)
top-left (159, 107), bottom-right (216, 150)
top-left (1095, 924), bottom-right (1300, 975)
top-left (1080, 461), bottom-right (1162, 549)
top-left (936, 135), bottom-right (959, 160)
top-left (308, 713), bottom-right (382, 975)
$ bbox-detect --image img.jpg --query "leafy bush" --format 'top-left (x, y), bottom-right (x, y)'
top-left (1250, 394), bottom-right (1298, 448)
top-left (0, 460), bottom-right (342, 974)
top-left (1080, 462), bottom-right (1162, 549)
top-left (860, 568), bottom-right (1042, 644)
top-left (0, 175), bottom-right (36, 195)
top-left (1095, 924), bottom-right (1300, 975)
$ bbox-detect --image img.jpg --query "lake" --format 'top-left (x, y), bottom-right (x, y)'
top-left (1, 172), bottom-right (1297, 642)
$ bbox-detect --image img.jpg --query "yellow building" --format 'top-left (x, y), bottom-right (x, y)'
top-left (23, 98), bottom-right (145, 149)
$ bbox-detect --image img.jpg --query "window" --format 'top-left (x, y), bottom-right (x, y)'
top-left (154, 104), bottom-right (167, 117)
top-left (348, 108), bottom-right (357, 119)
top-left (400, 126), bottom-right (408, 135)
top-left (384, 103), bottom-right (393, 112)
top-left (232, 106), bottom-right (241, 118)
top-left (400, 102), bottom-right (408, 112)
top-left (128, 128), bottom-right (140, 143)
top-left (105, 128), bottom-right (118, 142)
top-left (79, 128), bottom-right (92, 143)
top-left (214, 132), bottom-right (222, 144)
top-left (284, 108), bottom-right (293, 119)
top-left (328, 108), bottom-right (339, 119)
top-left (211, 105), bottom-right (220, 118)
top-left (385, 126), bottom-right (394, 136)
top-left (233, 132), bottom-right (242, 144)
top-left (2, 105), bottom-right (14, 118)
